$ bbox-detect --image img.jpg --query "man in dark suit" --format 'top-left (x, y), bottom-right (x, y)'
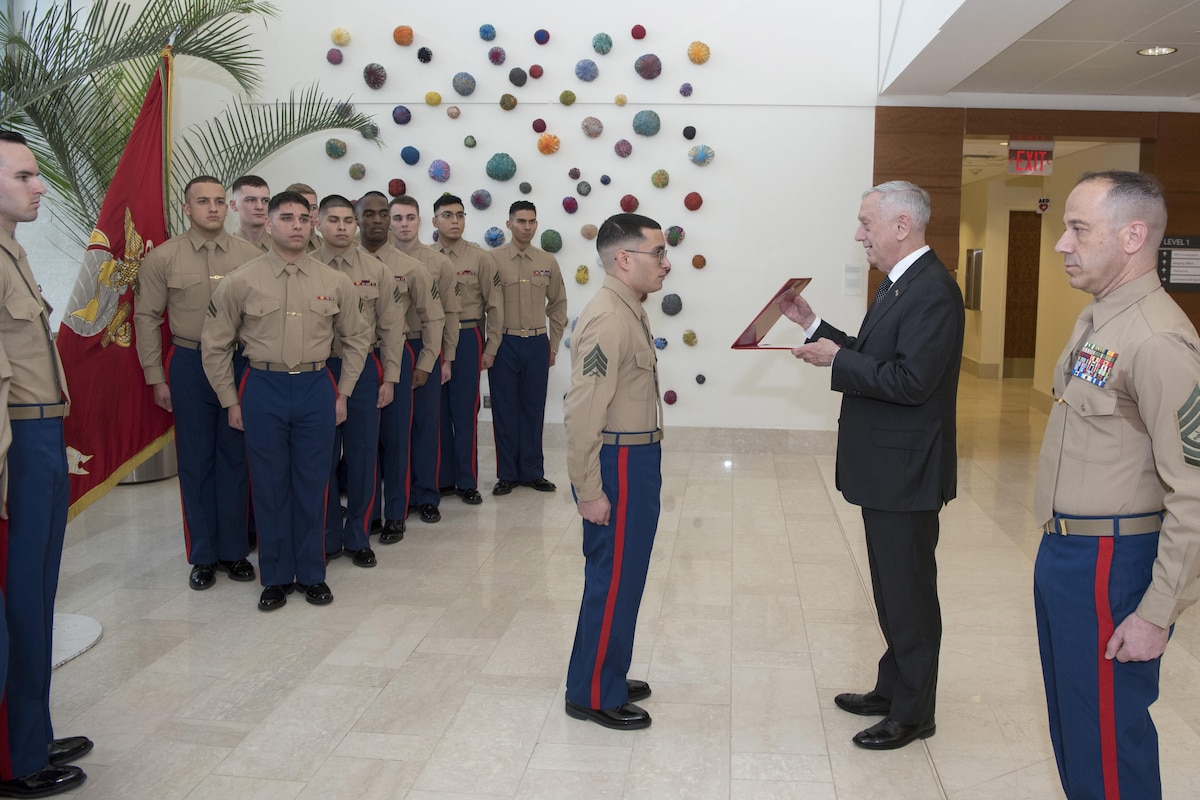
top-left (779, 180), bottom-right (964, 750)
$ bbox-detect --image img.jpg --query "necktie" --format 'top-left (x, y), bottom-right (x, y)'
top-left (283, 263), bottom-right (303, 367)
top-left (872, 275), bottom-right (894, 308)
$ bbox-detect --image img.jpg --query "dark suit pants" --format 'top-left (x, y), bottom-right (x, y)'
top-left (862, 507), bottom-right (941, 726)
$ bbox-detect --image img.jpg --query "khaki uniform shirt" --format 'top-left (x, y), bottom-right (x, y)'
top-left (367, 242), bottom-right (445, 375)
top-left (201, 249), bottom-right (370, 407)
top-left (134, 228), bottom-right (262, 385)
top-left (1036, 271), bottom-right (1200, 627)
top-left (494, 242), bottom-right (568, 352)
top-left (315, 244), bottom-right (405, 383)
top-left (234, 231), bottom-right (269, 254)
top-left (405, 242), bottom-right (460, 361)
top-left (564, 275), bottom-right (662, 502)
top-left (436, 239), bottom-right (503, 357)
top-left (0, 230), bottom-right (69, 407)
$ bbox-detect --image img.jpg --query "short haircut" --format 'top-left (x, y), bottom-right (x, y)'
top-left (864, 180), bottom-right (931, 230)
top-left (0, 130), bottom-right (29, 145)
top-left (1078, 170), bottom-right (1168, 242)
top-left (231, 174), bottom-right (268, 194)
top-left (596, 213), bottom-right (662, 265)
top-left (268, 190), bottom-right (312, 214)
top-left (509, 200), bottom-right (536, 216)
top-left (318, 193), bottom-right (355, 214)
top-left (285, 182), bottom-right (317, 197)
top-left (355, 188), bottom-right (388, 211)
top-left (390, 195), bottom-right (420, 213)
top-left (432, 194), bottom-right (463, 213)
top-left (183, 175), bottom-right (223, 199)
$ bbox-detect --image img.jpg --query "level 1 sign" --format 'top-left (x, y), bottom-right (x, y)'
top-left (1158, 236), bottom-right (1200, 291)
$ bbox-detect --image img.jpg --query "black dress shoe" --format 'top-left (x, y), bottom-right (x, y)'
top-left (0, 765), bottom-right (86, 797)
top-left (458, 488), bottom-right (482, 505)
top-left (492, 479), bottom-right (514, 496)
top-left (439, 484), bottom-right (458, 496)
top-left (419, 503), bottom-right (441, 523)
top-left (325, 549), bottom-right (344, 561)
top-left (47, 736), bottom-right (92, 766)
top-left (380, 519), bottom-right (405, 544)
top-left (257, 584), bottom-right (293, 612)
top-left (369, 518), bottom-right (383, 536)
top-left (852, 717), bottom-right (936, 750)
top-left (297, 581), bottom-right (334, 605)
top-left (565, 699), bottom-right (651, 730)
top-left (522, 477), bottom-right (557, 492)
top-left (189, 563), bottom-right (216, 590)
top-left (834, 691), bottom-right (891, 716)
top-left (347, 547), bottom-right (377, 567)
top-left (627, 679), bottom-right (651, 703)
top-left (217, 558), bottom-right (256, 581)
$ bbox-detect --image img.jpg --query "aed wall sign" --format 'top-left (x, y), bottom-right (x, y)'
top-left (1008, 140), bottom-right (1055, 175)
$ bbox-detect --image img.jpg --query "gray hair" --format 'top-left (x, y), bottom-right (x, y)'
top-left (864, 181), bottom-right (931, 230)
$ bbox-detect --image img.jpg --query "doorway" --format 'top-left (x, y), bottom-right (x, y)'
top-left (1003, 210), bottom-right (1040, 378)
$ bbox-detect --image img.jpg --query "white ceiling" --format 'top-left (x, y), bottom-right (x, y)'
top-left (886, 0), bottom-right (1200, 99)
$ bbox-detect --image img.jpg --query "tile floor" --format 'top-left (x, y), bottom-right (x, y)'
top-left (48, 375), bottom-right (1200, 799)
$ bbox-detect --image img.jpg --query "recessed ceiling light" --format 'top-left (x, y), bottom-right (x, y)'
top-left (1138, 45), bottom-right (1177, 56)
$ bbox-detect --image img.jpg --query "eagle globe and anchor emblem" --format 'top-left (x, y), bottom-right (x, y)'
top-left (62, 208), bottom-right (150, 347)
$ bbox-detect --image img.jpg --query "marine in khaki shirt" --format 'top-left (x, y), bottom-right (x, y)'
top-left (433, 232), bottom-right (503, 361)
top-left (1033, 171), bottom-right (1200, 798)
top-left (489, 201), bottom-right (568, 493)
top-left (313, 200), bottom-right (404, 396)
top-left (135, 183), bottom-right (263, 389)
top-left (562, 213), bottom-right (670, 729)
top-left (133, 177), bottom-right (263, 588)
top-left (391, 199), bottom-right (461, 379)
top-left (0, 131), bottom-right (89, 791)
top-left (228, 174), bottom-right (270, 253)
top-left (201, 213), bottom-right (370, 424)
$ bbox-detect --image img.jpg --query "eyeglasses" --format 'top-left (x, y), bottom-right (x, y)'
top-left (437, 211), bottom-right (466, 220)
top-left (623, 248), bottom-right (667, 263)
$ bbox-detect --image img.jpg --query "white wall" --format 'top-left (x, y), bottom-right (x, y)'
top-left (20, 0), bottom-right (889, 432)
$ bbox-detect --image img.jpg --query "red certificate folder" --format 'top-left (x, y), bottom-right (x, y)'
top-left (730, 278), bottom-right (811, 350)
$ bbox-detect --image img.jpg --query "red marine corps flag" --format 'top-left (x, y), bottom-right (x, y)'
top-left (56, 47), bottom-right (175, 518)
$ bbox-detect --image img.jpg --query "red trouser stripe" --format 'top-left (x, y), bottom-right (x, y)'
top-left (591, 447), bottom-right (629, 709)
top-left (1093, 537), bottom-right (1120, 799)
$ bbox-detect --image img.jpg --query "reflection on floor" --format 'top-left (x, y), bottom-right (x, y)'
top-left (50, 375), bottom-right (1200, 799)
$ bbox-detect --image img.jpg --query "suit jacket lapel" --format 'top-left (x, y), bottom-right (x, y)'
top-left (853, 250), bottom-right (936, 347)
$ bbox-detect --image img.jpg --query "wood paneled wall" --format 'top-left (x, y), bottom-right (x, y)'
top-left (871, 107), bottom-right (1200, 328)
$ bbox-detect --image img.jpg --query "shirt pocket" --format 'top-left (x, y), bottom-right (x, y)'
top-left (245, 297), bottom-right (281, 319)
top-left (4, 294), bottom-right (43, 323)
top-left (166, 270), bottom-right (208, 314)
top-left (1061, 380), bottom-right (1120, 464)
top-left (309, 298), bottom-right (340, 316)
top-left (632, 348), bottom-right (657, 400)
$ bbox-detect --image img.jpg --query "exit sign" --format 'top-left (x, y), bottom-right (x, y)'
top-left (1008, 141), bottom-right (1055, 175)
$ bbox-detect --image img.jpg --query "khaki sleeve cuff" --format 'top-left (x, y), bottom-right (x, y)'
top-left (1136, 587), bottom-right (1186, 629)
top-left (144, 366), bottom-right (165, 385)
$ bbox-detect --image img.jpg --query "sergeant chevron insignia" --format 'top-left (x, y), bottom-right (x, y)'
top-left (582, 343), bottom-right (608, 381)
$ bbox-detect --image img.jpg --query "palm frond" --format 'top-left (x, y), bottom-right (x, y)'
top-left (169, 86), bottom-right (380, 231)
